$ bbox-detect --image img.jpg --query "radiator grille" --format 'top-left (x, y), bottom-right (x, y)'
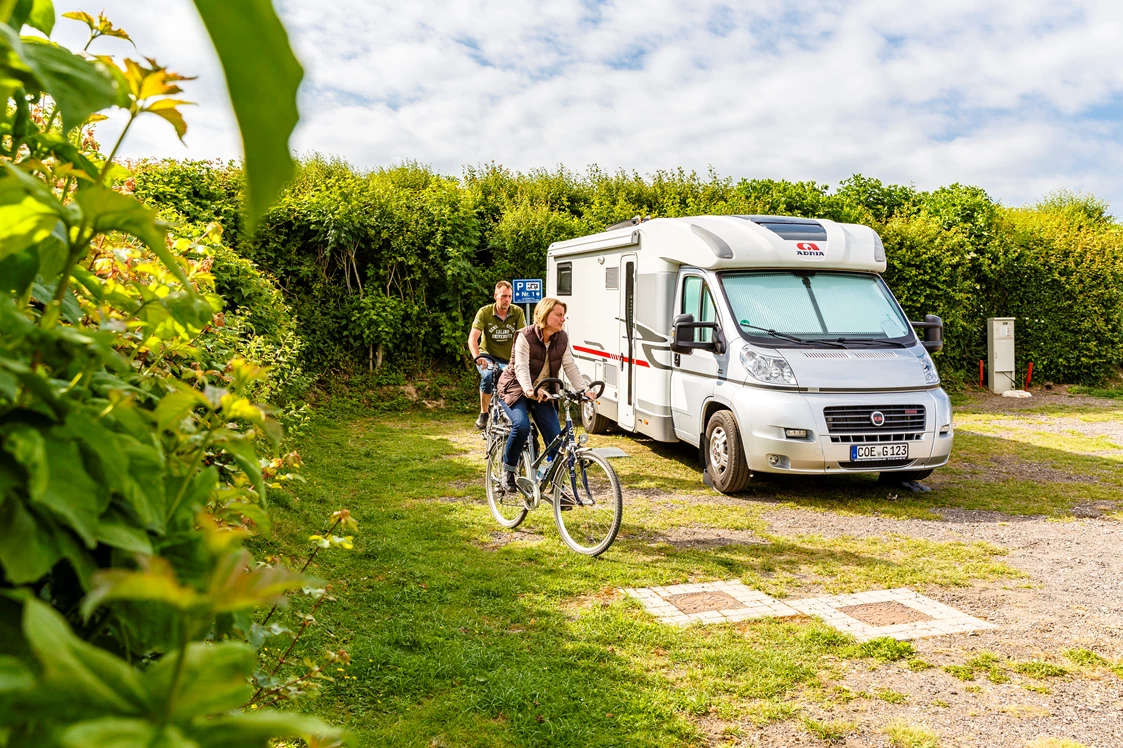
top-left (823, 404), bottom-right (926, 433)
top-left (830, 433), bottom-right (923, 443)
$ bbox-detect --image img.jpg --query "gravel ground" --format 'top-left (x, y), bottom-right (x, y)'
top-left (706, 390), bottom-right (1123, 747)
top-left (726, 507), bottom-right (1123, 748)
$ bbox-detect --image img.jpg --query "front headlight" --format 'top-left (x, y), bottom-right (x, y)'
top-left (919, 351), bottom-right (940, 384)
top-left (740, 347), bottom-right (797, 386)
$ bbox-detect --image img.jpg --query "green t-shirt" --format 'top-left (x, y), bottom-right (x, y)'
top-left (472, 303), bottom-right (526, 362)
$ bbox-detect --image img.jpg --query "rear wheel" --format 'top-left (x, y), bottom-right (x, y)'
top-left (580, 377), bottom-right (613, 434)
top-left (705, 410), bottom-right (751, 493)
top-left (878, 469), bottom-right (933, 483)
top-left (553, 450), bottom-right (622, 556)
top-left (485, 442), bottom-right (529, 528)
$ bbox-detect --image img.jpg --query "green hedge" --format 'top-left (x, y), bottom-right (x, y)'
top-left (134, 160), bottom-right (1123, 386)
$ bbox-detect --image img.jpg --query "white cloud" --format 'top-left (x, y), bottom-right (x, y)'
top-left (52, 0), bottom-right (1123, 215)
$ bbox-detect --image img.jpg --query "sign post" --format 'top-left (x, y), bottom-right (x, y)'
top-left (512, 278), bottom-right (543, 323)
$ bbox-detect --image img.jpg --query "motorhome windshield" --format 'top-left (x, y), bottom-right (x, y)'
top-left (721, 271), bottom-right (914, 347)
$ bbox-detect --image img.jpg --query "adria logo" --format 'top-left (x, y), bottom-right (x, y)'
top-left (796, 242), bottom-right (822, 252)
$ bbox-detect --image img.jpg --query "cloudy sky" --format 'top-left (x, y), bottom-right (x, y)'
top-left (53, 1), bottom-right (1123, 215)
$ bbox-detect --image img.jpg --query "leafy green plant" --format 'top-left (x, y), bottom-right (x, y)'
top-left (0, 2), bottom-right (342, 745)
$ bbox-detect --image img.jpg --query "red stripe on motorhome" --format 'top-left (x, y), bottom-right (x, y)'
top-left (572, 344), bottom-right (651, 368)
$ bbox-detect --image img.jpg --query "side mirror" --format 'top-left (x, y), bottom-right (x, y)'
top-left (671, 313), bottom-right (722, 354)
top-left (910, 314), bottom-right (944, 354)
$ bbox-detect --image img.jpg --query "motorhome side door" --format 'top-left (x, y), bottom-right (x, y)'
top-left (670, 272), bottom-right (720, 445)
top-left (618, 254), bottom-right (637, 431)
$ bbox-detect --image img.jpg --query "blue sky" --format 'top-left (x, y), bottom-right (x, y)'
top-left (54, 1), bottom-right (1123, 217)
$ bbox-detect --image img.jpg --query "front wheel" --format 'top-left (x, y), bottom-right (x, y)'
top-left (553, 450), bottom-right (622, 556)
top-left (485, 441), bottom-right (529, 528)
top-left (705, 410), bottom-right (751, 493)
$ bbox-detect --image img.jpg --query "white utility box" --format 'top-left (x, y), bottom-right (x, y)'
top-left (987, 317), bottom-right (1015, 394)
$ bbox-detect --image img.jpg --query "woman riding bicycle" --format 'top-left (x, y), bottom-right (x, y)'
top-left (494, 297), bottom-right (589, 493)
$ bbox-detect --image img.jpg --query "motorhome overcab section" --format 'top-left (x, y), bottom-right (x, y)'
top-left (546, 215), bottom-right (953, 494)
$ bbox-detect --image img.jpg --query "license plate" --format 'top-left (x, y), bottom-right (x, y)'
top-left (851, 444), bottom-right (909, 461)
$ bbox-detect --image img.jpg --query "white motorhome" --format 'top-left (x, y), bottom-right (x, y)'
top-left (546, 215), bottom-right (953, 494)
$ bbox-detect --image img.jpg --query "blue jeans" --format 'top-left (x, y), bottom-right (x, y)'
top-left (499, 396), bottom-right (561, 472)
top-left (477, 361), bottom-right (506, 394)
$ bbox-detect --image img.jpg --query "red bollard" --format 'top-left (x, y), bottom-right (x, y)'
top-left (1026, 362), bottom-right (1034, 389)
top-left (978, 359), bottom-right (984, 389)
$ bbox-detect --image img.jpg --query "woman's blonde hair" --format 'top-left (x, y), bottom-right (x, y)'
top-left (533, 297), bottom-right (567, 327)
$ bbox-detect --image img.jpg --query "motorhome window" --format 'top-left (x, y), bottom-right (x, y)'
top-left (722, 271), bottom-right (912, 345)
top-left (681, 276), bottom-right (717, 343)
top-left (557, 263), bottom-right (572, 295)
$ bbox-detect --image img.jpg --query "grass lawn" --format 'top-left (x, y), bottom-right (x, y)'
top-left (248, 397), bottom-right (1123, 747)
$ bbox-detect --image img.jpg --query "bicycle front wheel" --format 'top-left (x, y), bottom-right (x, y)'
top-left (553, 450), bottom-right (622, 556)
top-left (486, 442), bottom-right (529, 529)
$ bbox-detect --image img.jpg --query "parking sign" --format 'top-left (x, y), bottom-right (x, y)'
top-left (513, 278), bottom-right (543, 305)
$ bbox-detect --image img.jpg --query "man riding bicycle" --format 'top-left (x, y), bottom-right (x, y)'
top-left (468, 280), bottom-right (526, 430)
top-left (494, 297), bottom-right (590, 493)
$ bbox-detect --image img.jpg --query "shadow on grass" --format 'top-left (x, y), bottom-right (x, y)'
top-left (266, 412), bottom-right (962, 747)
top-left (594, 424), bottom-right (1122, 521)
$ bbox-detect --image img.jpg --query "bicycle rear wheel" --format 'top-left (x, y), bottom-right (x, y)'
top-left (486, 441), bottom-right (529, 528)
top-left (553, 450), bottom-right (622, 556)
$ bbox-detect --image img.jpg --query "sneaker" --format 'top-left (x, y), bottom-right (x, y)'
top-left (500, 471), bottom-right (518, 492)
top-left (474, 412), bottom-right (488, 430)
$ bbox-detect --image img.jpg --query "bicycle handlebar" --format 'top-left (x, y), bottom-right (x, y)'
top-left (532, 378), bottom-right (605, 402)
top-left (473, 353), bottom-right (505, 367)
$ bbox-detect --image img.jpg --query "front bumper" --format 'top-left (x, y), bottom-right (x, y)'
top-left (730, 387), bottom-right (954, 474)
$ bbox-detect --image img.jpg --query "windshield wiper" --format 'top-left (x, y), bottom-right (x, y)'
top-left (740, 324), bottom-right (846, 348)
top-left (834, 337), bottom-right (908, 349)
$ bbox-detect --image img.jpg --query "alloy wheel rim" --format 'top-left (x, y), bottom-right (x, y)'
top-left (710, 427), bottom-right (728, 474)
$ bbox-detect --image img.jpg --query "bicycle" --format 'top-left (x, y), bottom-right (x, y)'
top-left (482, 376), bottom-right (622, 556)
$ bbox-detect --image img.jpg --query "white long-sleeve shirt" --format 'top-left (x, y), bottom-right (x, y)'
top-left (512, 330), bottom-right (585, 397)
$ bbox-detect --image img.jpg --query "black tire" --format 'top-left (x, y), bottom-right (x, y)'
top-left (705, 410), bottom-right (751, 493)
top-left (580, 377), bottom-right (613, 434)
top-left (485, 442), bottom-right (529, 528)
top-left (878, 469), bottom-right (934, 483)
top-left (553, 450), bottom-right (622, 556)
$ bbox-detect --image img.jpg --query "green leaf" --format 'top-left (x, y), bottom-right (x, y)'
top-left (0, 173), bottom-right (62, 261)
top-left (1, 424), bottom-right (48, 499)
top-left (215, 432), bottom-right (265, 500)
top-left (81, 555), bottom-right (204, 620)
top-left (0, 496), bottom-right (61, 583)
top-left (74, 185), bottom-right (188, 285)
top-left (188, 709), bottom-right (346, 748)
top-left (20, 596), bottom-right (149, 717)
top-left (144, 642), bottom-right (254, 720)
top-left (95, 518), bottom-right (153, 555)
top-left (0, 245), bottom-right (40, 295)
top-left (191, 0), bottom-right (304, 228)
top-left (154, 388), bottom-right (208, 432)
top-left (33, 434), bottom-right (103, 548)
top-left (0, 655), bottom-right (35, 693)
top-left (60, 719), bottom-right (197, 748)
top-left (3, 33), bottom-right (120, 132)
top-left (206, 550), bottom-right (306, 613)
top-left (118, 434), bottom-right (167, 532)
top-left (10, 0), bottom-right (56, 37)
